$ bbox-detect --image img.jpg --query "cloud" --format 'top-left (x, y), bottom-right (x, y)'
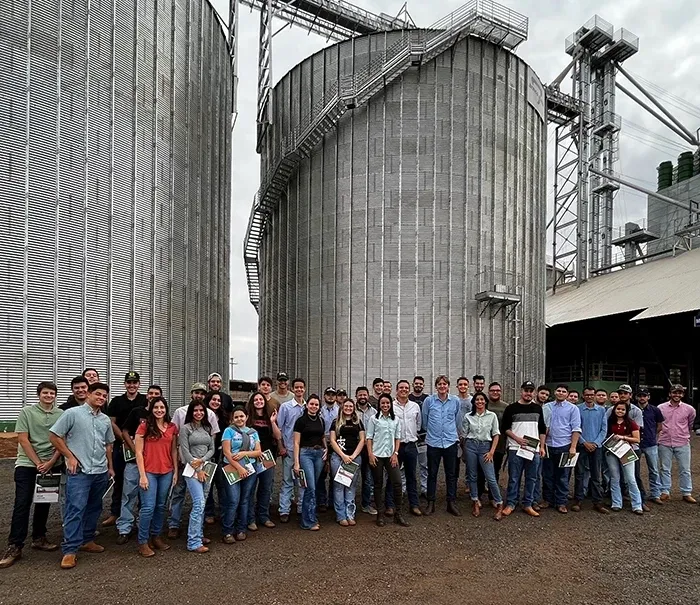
top-left (211, 0), bottom-right (700, 380)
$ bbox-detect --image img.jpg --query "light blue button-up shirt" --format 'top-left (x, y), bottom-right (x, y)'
top-left (543, 400), bottom-right (581, 447)
top-left (366, 413), bottom-right (400, 458)
top-left (320, 403), bottom-right (339, 438)
top-left (277, 399), bottom-right (305, 453)
top-left (50, 403), bottom-right (115, 474)
top-left (422, 393), bottom-right (461, 449)
top-left (577, 403), bottom-right (607, 447)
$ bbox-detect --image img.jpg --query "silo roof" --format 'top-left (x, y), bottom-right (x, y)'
top-left (545, 247), bottom-right (700, 326)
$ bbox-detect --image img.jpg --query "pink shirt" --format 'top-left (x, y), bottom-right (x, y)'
top-left (657, 401), bottom-right (696, 447)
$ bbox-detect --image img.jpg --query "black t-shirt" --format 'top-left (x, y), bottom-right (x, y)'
top-left (123, 406), bottom-right (149, 439)
top-left (107, 393), bottom-right (148, 433)
top-left (331, 419), bottom-right (364, 455)
top-left (293, 413), bottom-right (325, 448)
top-left (250, 416), bottom-right (277, 456)
top-left (60, 395), bottom-right (80, 411)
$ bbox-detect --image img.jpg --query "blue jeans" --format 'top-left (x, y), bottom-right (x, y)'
top-left (204, 465), bottom-right (229, 519)
top-left (533, 454), bottom-right (542, 503)
top-left (247, 467), bottom-right (275, 525)
top-left (360, 447), bottom-right (374, 508)
top-left (184, 476), bottom-right (209, 550)
top-left (330, 453), bottom-right (362, 521)
top-left (138, 471), bottom-right (173, 544)
top-left (639, 445), bottom-right (662, 500)
top-left (299, 448), bottom-right (324, 529)
top-left (426, 443), bottom-right (459, 502)
top-left (167, 468), bottom-right (186, 529)
top-left (607, 452), bottom-right (642, 511)
top-left (574, 446), bottom-right (604, 503)
top-left (279, 454), bottom-right (304, 515)
top-left (542, 444), bottom-right (573, 507)
top-left (222, 474), bottom-right (255, 536)
top-left (658, 443), bottom-right (693, 496)
top-left (316, 447), bottom-right (331, 508)
top-left (116, 463), bottom-right (140, 535)
top-left (506, 451), bottom-right (539, 508)
top-left (62, 471), bottom-right (109, 555)
top-left (465, 440), bottom-right (502, 504)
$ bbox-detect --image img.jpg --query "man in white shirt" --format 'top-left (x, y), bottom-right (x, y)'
top-left (385, 380), bottom-right (423, 516)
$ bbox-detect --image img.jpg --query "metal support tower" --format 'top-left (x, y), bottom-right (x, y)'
top-left (257, 0), bottom-right (273, 151)
top-left (546, 16), bottom-right (638, 291)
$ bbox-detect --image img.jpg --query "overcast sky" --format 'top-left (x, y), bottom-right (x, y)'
top-left (211, 0), bottom-right (700, 381)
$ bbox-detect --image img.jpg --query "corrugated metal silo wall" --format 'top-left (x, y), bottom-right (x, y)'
top-left (0, 0), bottom-right (231, 419)
top-left (258, 32), bottom-right (545, 402)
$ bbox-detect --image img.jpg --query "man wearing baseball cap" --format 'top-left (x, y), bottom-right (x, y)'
top-left (102, 372), bottom-right (147, 527)
top-left (658, 385), bottom-right (696, 503)
top-left (207, 373), bottom-right (233, 414)
top-left (269, 373), bottom-right (293, 410)
top-left (317, 388), bottom-right (339, 512)
top-left (500, 381), bottom-right (547, 517)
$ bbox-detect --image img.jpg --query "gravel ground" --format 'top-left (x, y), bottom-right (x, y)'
top-left (1, 444), bottom-right (699, 605)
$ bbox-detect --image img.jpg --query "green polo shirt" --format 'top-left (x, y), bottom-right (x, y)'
top-left (15, 403), bottom-right (64, 468)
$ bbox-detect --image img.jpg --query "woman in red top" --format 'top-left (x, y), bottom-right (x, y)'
top-left (135, 397), bottom-right (179, 557)
top-left (606, 402), bottom-right (643, 514)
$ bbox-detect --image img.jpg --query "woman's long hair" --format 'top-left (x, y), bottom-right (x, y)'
top-left (144, 396), bottom-right (171, 440)
top-left (335, 399), bottom-right (360, 429)
top-left (607, 403), bottom-right (632, 435)
top-left (469, 392), bottom-right (489, 416)
top-left (205, 390), bottom-right (229, 427)
top-left (246, 390), bottom-right (276, 427)
top-left (375, 394), bottom-right (395, 420)
top-left (184, 400), bottom-right (212, 434)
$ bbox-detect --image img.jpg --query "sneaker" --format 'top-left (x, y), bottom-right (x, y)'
top-left (247, 523), bottom-right (258, 532)
top-left (279, 514), bottom-right (290, 523)
top-left (31, 537), bottom-right (58, 552)
top-left (222, 534), bottom-right (235, 544)
top-left (116, 534), bottom-right (130, 545)
top-left (361, 505), bottom-right (378, 515)
top-left (0, 545), bottom-right (22, 569)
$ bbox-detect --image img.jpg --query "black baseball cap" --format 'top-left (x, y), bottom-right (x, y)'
top-left (336, 389), bottom-right (347, 396)
top-left (521, 381), bottom-right (536, 390)
top-left (277, 372), bottom-right (289, 381)
top-left (324, 387), bottom-right (336, 395)
top-left (125, 371), bottom-right (140, 382)
top-left (637, 388), bottom-right (650, 396)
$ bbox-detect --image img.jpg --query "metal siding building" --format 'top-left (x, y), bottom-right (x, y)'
top-left (0, 0), bottom-right (231, 420)
top-left (256, 32), bottom-right (546, 400)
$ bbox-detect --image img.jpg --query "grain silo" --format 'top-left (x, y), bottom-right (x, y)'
top-left (0, 0), bottom-right (231, 421)
top-left (249, 6), bottom-right (546, 399)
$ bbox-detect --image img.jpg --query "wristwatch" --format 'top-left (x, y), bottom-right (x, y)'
top-left (393, 451), bottom-right (399, 456)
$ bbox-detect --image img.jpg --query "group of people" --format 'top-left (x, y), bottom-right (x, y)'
top-left (2, 369), bottom-right (696, 570)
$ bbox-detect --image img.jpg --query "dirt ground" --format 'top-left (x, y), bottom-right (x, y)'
top-left (0, 434), bottom-right (17, 459)
top-left (1, 443), bottom-right (699, 605)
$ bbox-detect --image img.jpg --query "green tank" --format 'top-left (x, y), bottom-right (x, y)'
top-left (657, 161), bottom-right (674, 190)
top-left (678, 152), bottom-right (694, 182)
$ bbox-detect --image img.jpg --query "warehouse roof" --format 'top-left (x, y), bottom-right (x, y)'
top-left (545, 247), bottom-right (700, 327)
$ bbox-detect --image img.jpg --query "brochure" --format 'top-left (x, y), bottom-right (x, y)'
top-left (558, 452), bottom-right (579, 468)
top-left (33, 473), bottom-right (61, 504)
top-left (334, 461), bottom-right (359, 487)
top-left (298, 468), bottom-right (308, 488)
top-left (122, 443), bottom-right (136, 463)
top-left (183, 461), bottom-right (218, 481)
top-left (222, 462), bottom-right (256, 485)
top-left (603, 435), bottom-right (639, 466)
top-left (515, 435), bottom-right (540, 460)
top-left (256, 449), bottom-right (277, 473)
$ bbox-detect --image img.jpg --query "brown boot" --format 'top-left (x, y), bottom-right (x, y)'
top-left (494, 503), bottom-right (503, 521)
top-left (138, 543), bottom-right (155, 558)
top-left (151, 536), bottom-right (171, 551)
top-left (60, 554), bottom-right (77, 569)
top-left (472, 501), bottom-right (481, 517)
top-left (394, 512), bottom-right (410, 527)
top-left (78, 541), bottom-right (105, 553)
top-left (0, 546), bottom-right (22, 569)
